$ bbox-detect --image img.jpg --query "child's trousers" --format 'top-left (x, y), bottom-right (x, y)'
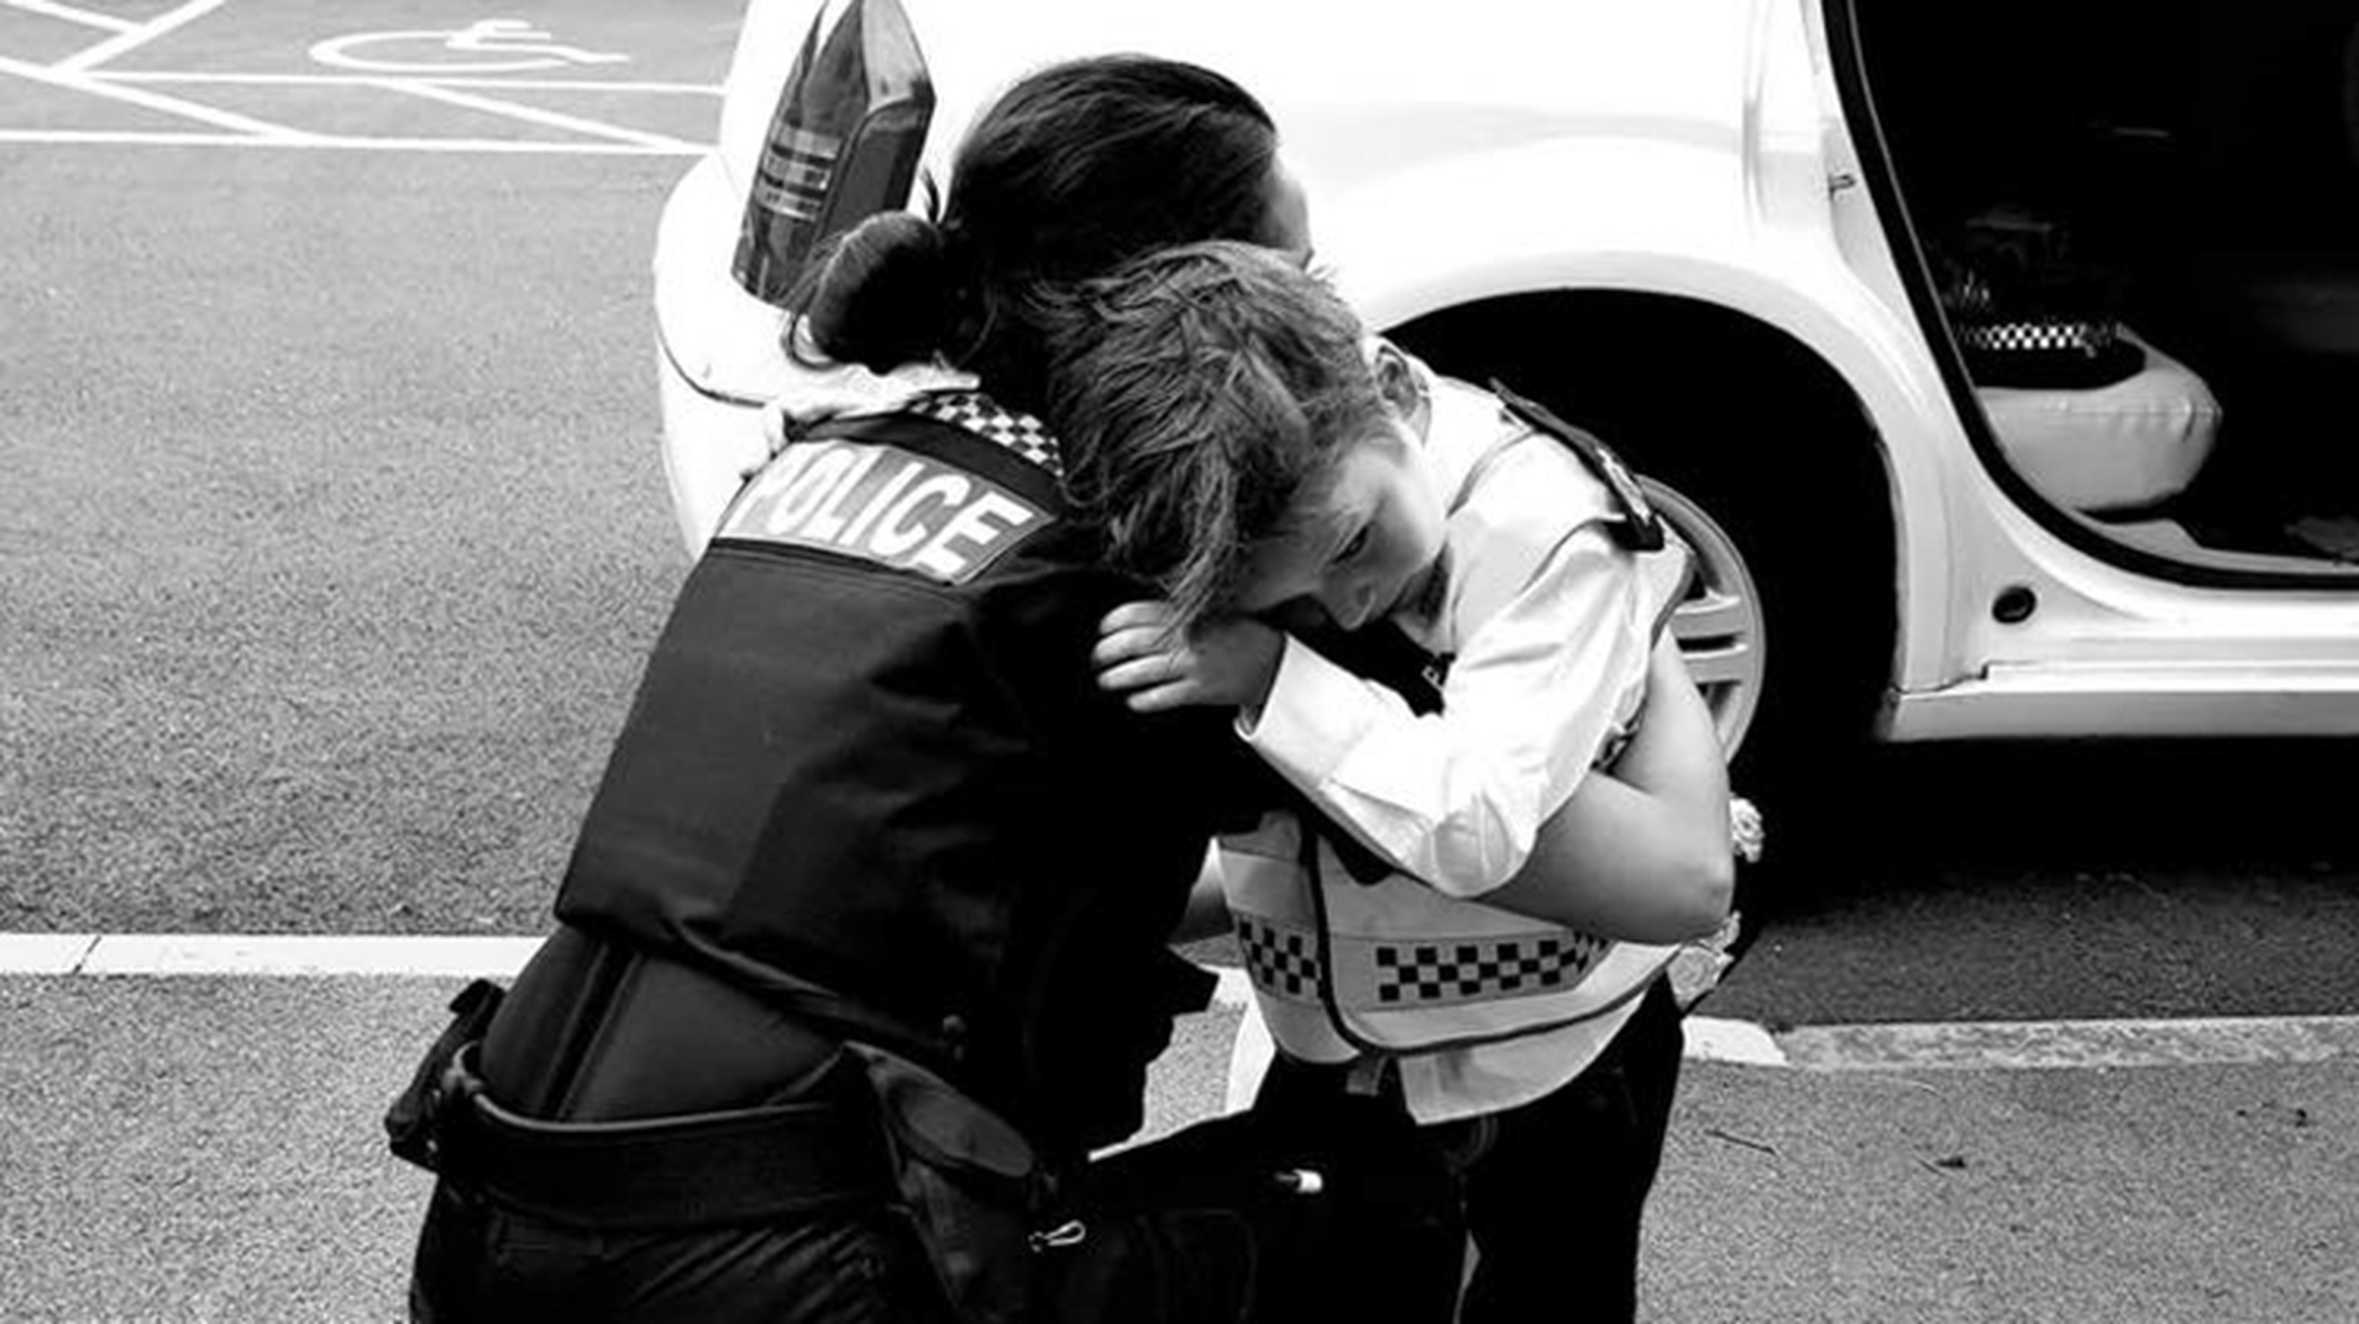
top-left (1444, 976), bottom-right (1684, 1324)
top-left (1256, 975), bottom-right (1683, 1324)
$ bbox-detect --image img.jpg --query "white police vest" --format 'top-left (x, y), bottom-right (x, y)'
top-left (1228, 814), bottom-right (1677, 1060)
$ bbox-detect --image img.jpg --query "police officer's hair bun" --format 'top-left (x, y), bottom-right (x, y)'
top-left (793, 212), bottom-right (969, 371)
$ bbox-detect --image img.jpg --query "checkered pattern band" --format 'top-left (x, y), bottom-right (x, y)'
top-left (1372, 933), bottom-right (1608, 1007)
top-left (1238, 916), bottom-right (1322, 1003)
top-left (1955, 318), bottom-right (2119, 358)
top-left (908, 392), bottom-right (1063, 479)
top-left (1236, 916), bottom-right (1613, 1010)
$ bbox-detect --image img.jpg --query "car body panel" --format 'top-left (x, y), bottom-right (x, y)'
top-left (653, 153), bottom-right (778, 551)
top-left (657, 0), bottom-right (2359, 744)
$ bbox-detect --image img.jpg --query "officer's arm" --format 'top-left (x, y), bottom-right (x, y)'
top-left (1478, 635), bottom-right (1734, 943)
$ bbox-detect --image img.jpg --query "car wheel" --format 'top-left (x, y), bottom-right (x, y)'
top-left (1636, 445), bottom-right (1896, 908)
top-left (1641, 475), bottom-right (1765, 757)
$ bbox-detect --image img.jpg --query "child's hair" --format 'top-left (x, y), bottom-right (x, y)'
top-left (1041, 240), bottom-right (1392, 624)
top-left (790, 55), bottom-right (1285, 417)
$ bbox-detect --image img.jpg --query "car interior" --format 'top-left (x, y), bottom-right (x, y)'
top-left (1855, 0), bottom-right (2359, 575)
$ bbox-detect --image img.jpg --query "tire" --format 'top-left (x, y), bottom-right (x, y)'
top-left (1639, 475), bottom-right (1766, 758)
top-left (1619, 422), bottom-right (1895, 908)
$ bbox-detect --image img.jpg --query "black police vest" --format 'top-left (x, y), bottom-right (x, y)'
top-left (554, 395), bottom-right (1245, 1155)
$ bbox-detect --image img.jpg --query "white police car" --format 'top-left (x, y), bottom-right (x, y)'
top-left (654, 0), bottom-right (2359, 781)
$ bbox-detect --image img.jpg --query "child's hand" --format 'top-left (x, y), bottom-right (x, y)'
top-left (1094, 601), bottom-right (1283, 713)
top-left (1729, 795), bottom-right (1765, 864)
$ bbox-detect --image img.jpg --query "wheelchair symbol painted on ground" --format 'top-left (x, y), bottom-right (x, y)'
top-left (310, 19), bottom-right (629, 75)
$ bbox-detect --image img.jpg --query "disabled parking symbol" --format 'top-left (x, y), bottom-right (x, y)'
top-left (310, 18), bottom-right (630, 75)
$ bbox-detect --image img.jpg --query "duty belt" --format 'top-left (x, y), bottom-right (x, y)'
top-left (434, 1045), bottom-right (897, 1231)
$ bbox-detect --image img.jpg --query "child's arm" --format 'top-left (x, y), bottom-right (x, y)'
top-left (1099, 527), bottom-right (1649, 899)
top-left (1476, 634), bottom-right (1734, 943)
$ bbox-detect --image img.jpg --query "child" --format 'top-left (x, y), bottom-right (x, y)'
top-left (1045, 240), bottom-right (1736, 1322)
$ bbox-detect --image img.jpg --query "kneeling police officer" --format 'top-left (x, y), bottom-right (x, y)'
top-left (391, 361), bottom-right (1248, 1320)
top-left (387, 46), bottom-right (1468, 1323)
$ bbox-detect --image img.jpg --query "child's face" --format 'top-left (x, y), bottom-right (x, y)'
top-left (1230, 416), bottom-right (1447, 632)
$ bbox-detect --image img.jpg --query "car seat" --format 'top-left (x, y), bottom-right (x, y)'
top-left (1976, 328), bottom-right (2222, 514)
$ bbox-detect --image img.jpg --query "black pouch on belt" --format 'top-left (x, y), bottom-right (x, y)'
top-left (385, 978), bottom-right (506, 1172)
top-left (851, 1045), bottom-right (1044, 1324)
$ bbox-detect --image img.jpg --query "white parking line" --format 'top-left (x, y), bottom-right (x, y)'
top-left (76, 932), bottom-right (550, 977)
top-left (0, 933), bottom-right (100, 974)
top-left (374, 78), bottom-right (703, 152)
top-left (1, 3), bottom-right (719, 154)
top-left (6, 934), bottom-right (2354, 1071)
top-left (0, 64), bottom-right (717, 153)
top-left (1684, 1016), bottom-right (1790, 1067)
top-left (103, 71), bottom-right (719, 95)
top-left (0, 128), bottom-right (703, 153)
top-left (0, 50), bottom-right (309, 139)
top-left (52, 0), bottom-right (223, 74)
top-left (5, 0), bottom-right (137, 34)
top-left (5, 932), bottom-right (546, 977)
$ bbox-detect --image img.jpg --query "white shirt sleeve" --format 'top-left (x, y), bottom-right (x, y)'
top-left (1237, 524), bottom-right (1654, 898)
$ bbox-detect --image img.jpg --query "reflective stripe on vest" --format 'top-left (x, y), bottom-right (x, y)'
top-left (1223, 816), bottom-right (1675, 1060)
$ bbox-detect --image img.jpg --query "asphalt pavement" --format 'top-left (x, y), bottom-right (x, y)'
top-left (4, 974), bottom-right (2353, 1322)
top-left (2, 0), bottom-right (721, 937)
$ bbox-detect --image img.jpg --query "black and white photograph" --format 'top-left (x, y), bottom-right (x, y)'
top-left (4, 1), bottom-right (2356, 1319)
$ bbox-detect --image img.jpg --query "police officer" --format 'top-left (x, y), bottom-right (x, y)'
top-left (391, 55), bottom-right (1340, 1322)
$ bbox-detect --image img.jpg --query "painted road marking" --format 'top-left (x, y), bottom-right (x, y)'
top-left (373, 78), bottom-right (700, 152)
top-left (103, 72), bottom-right (717, 95)
top-left (51, 0), bottom-right (223, 74)
top-left (57, 933), bottom-right (550, 978)
top-left (5, 934), bottom-right (2355, 1071)
top-left (1683, 1016), bottom-right (1789, 1067)
top-left (0, 49), bottom-right (312, 139)
top-left (0, 933), bottom-right (99, 974)
top-left (1, 2), bottom-right (718, 154)
top-left (5, 0), bottom-right (138, 35)
top-left (0, 129), bottom-right (702, 153)
top-left (311, 19), bottom-right (627, 75)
